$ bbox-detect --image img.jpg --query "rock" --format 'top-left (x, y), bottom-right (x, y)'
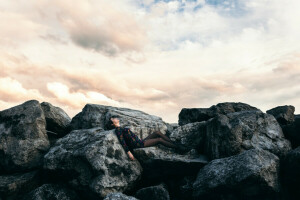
top-left (135, 183), bottom-right (170, 200)
top-left (104, 192), bottom-right (138, 200)
top-left (0, 170), bottom-right (41, 198)
top-left (0, 100), bottom-right (50, 173)
top-left (178, 102), bottom-right (260, 126)
top-left (282, 115), bottom-right (300, 148)
top-left (266, 105), bottom-right (295, 125)
top-left (192, 149), bottom-right (280, 200)
top-left (133, 146), bottom-right (208, 182)
top-left (69, 104), bottom-right (168, 139)
top-left (204, 110), bottom-right (291, 160)
top-left (281, 146), bottom-right (300, 200)
top-left (22, 184), bottom-right (80, 200)
top-left (43, 127), bottom-right (143, 198)
top-left (169, 121), bottom-right (207, 153)
top-left (41, 102), bottom-right (71, 138)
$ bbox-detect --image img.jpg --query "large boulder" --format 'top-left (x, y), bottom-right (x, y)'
top-left (22, 184), bottom-right (79, 200)
top-left (41, 102), bottom-right (71, 138)
top-left (43, 127), bottom-right (143, 198)
top-left (0, 100), bottom-right (50, 173)
top-left (281, 146), bottom-right (300, 200)
top-left (204, 110), bottom-right (291, 160)
top-left (133, 146), bottom-right (208, 182)
top-left (192, 149), bottom-right (280, 200)
top-left (134, 183), bottom-right (170, 200)
top-left (178, 102), bottom-right (260, 126)
top-left (69, 104), bottom-right (168, 139)
top-left (266, 105), bottom-right (295, 125)
top-left (0, 170), bottom-right (41, 199)
top-left (169, 121), bottom-right (207, 153)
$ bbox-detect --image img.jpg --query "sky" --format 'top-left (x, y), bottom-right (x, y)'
top-left (0, 0), bottom-right (299, 123)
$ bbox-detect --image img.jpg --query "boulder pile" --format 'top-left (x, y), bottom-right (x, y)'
top-left (0, 100), bottom-right (299, 200)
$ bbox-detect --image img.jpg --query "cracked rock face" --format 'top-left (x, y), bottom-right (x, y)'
top-left (43, 127), bottom-right (143, 198)
top-left (104, 192), bottom-right (138, 200)
top-left (205, 110), bottom-right (291, 160)
top-left (0, 100), bottom-right (50, 173)
top-left (178, 102), bottom-right (260, 126)
top-left (192, 148), bottom-right (280, 200)
top-left (69, 104), bottom-right (168, 139)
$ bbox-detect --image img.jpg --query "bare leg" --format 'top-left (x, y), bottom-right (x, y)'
top-left (143, 138), bottom-right (178, 149)
top-left (144, 131), bottom-right (175, 144)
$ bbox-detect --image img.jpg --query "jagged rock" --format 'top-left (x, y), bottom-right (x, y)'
top-left (266, 105), bottom-right (295, 125)
top-left (165, 123), bottom-right (179, 136)
top-left (178, 102), bottom-right (260, 126)
top-left (192, 149), bottom-right (280, 200)
top-left (0, 100), bottom-right (50, 173)
top-left (281, 146), bottom-right (300, 200)
top-left (69, 104), bottom-right (168, 139)
top-left (43, 127), bottom-right (143, 198)
top-left (22, 184), bottom-right (80, 200)
top-left (104, 192), bottom-right (138, 200)
top-left (205, 110), bottom-right (291, 160)
top-left (169, 121), bottom-right (207, 153)
top-left (133, 146), bottom-right (208, 181)
top-left (135, 183), bottom-right (170, 200)
top-left (0, 170), bottom-right (41, 198)
top-left (41, 102), bottom-right (71, 138)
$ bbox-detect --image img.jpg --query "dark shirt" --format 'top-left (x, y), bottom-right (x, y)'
top-left (114, 126), bottom-right (143, 153)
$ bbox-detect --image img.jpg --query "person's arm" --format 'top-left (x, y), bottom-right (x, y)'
top-left (115, 128), bottom-right (130, 153)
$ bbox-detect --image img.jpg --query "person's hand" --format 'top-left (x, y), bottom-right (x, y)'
top-left (127, 151), bottom-right (135, 161)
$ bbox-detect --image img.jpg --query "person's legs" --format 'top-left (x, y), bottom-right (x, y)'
top-left (143, 130), bottom-right (175, 144)
top-left (143, 137), bottom-right (178, 149)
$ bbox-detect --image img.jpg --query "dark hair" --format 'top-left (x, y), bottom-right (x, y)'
top-left (105, 115), bottom-right (119, 130)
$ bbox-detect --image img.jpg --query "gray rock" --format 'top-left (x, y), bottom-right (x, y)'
top-left (104, 192), bottom-right (138, 200)
top-left (205, 110), bottom-right (291, 160)
top-left (133, 146), bottom-right (208, 181)
top-left (281, 146), bottom-right (300, 200)
top-left (22, 184), bottom-right (79, 200)
top-left (41, 102), bottom-right (71, 137)
top-left (0, 100), bottom-right (50, 173)
top-left (178, 102), bottom-right (260, 126)
top-left (69, 104), bottom-right (168, 140)
top-left (266, 105), bottom-right (295, 125)
top-left (0, 170), bottom-right (41, 198)
top-left (192, 149), bottom-right (280, 200)
top-left (43, 127), bottom-right (143, 198)
top-left (135, 183), bottom-right (170, 200)
top-left (169, 121), bottom-right (207, 153)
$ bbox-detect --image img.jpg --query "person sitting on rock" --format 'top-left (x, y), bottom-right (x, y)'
top-left (105, 115), bottom-right (189, 161)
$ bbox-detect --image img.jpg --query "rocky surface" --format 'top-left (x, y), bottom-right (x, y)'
top-left (267, 105), bottom-right (300, 148)
top-left (0, 100), bottom-right (298, 200)
top-left (133, 146), bottom-right (208, 182)
top-left (0, 100), bottom-right (50, 173)
top-left (192, 148), bottom-right (280, 200)
top-left (204, 110), bottom-right (291, 160)
top-left (22, 184), bottom-right (80, 200)
top-left (178, 102), bottom-right (260, 125)
top-left (134, 183), bottom-right (170, 200)
top-left (41, 102), bottom-right (71, 138)
top-left (43, 127), bottom-right (143, 198)
top-left (69, 104), bottom-right (169, 140)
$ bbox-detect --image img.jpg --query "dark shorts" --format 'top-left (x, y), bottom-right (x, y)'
top-left (134, 138), bottom-right (145, 148)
